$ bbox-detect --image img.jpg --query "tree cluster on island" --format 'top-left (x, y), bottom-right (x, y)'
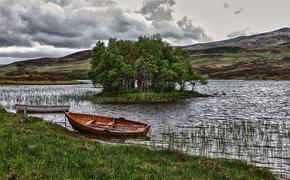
top-left (89, 34), bottom-right (207, 94)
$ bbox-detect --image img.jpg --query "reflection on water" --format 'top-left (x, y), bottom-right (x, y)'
top-left (0, 80), bottom-right (289, 178)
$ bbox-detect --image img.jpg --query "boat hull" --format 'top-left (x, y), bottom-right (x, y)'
top-left (15, 104), bottom-right (70, 113)
top-left (65, 112), bottom-right (150, 137)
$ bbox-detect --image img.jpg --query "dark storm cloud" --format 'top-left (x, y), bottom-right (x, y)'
top-left (0, 0), bottom-right (151, 49)
top-left (138, 0), bottom-right (212, 43)
top-left (152, 17), bottom-right (212, 43)
top-left (0, 0), bottom-right (211, 62)
top-left (234, 8), bottom-right (244, 15)
top-left (223, 2), bottom-right (229, 9)
top-left (139, 0), bottom-right (175, 21)
top-left (0, 35), bottom-right (32, 47)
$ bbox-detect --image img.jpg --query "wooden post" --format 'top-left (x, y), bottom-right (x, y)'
top-left (65, 116), bottom-right (67, 128)
top-left (21, 105), bottom-right (27, 123)
top-left (24, 105), bottom-right (27, 118)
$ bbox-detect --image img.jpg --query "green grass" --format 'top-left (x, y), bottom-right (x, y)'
top-left (0, 109), bottom-right (275, 179)
top-left (92, 90), bottom-right (208, 104)
top-left (190, 50), bottom-right (290, 68)
top-left (0, 59), bottom-right (91, 79)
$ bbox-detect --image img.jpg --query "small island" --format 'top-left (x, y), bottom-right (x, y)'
top-left (89, 35), bottom-right (207, 103)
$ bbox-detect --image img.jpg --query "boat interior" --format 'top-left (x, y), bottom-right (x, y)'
top-left (68, 113), bottom-right (148, 132)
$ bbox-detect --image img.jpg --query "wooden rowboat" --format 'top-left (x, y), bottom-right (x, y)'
top-left (64, 112), bottom-right (151, 137)
top-left (15, 104), bottom-right (70, 113)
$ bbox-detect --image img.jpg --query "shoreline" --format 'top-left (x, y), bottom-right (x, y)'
top-left (0, 109), bottom-right (275, 179)
top-left (91, 90), bottom-right (210, 104)
top-left (0, 74), bottom-right (86, 85)
top-left (0, 80), bottom-right (85, 85)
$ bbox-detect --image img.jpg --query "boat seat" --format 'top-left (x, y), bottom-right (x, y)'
top-left (94, 121), bottom-right (115, 126)
top-left (84, 120), bottom-right (95, 125)
top-left (108, 121), bottom-right (115, 125)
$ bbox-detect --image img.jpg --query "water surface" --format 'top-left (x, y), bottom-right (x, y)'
top-left (0, 80), bottom-right (289, 178)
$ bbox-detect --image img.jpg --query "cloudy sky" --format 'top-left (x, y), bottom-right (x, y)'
top-left (0, 0), bottom-right (290, 64)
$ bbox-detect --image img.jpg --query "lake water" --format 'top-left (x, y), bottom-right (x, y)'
top-left (0, 80), bottom-right (289, 178)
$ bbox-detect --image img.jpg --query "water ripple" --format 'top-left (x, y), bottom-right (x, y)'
top-left (0, 80), bottom-right (290, 178)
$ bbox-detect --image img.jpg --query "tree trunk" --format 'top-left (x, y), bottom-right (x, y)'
top-left (191, 81), bottom-right (196, 91)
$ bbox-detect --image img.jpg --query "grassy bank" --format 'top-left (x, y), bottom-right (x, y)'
top-left (93, 90), bottom-right (208, 104)
top-left (0, 109), bottom-right (275, 179)
top-left (0, 72), bottom-right (84, 85)
top-left (0, 74), bottom-right (83, 85)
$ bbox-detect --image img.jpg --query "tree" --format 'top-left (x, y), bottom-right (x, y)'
top-left (188, 70), bottom-right (208, 91)
top-left (170, 47), bottom-right (192, 90)
top-left (89, 35), bottom-right (207, 94)
top-left (89, 41), bottom-right (130, 93)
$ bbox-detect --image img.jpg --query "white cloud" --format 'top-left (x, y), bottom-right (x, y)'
top-left (227, 27), bottom-right (252, 38)
top-left (0, 43), bottom-right (83, 64)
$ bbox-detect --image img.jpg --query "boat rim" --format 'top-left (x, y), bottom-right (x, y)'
top-left (64, 111), bottom-right (151, 128)
top-left (15, 104), bottom-right (70, 108)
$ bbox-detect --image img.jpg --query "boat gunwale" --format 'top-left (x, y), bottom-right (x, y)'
top-left (66, 112), bottom-right (150, 127)
top-left (15, 104), bottom-right (70, 113)
top-left (64, 112), bottom-right (151, 136)
top-left (15, 104), bottom-right (70, 108)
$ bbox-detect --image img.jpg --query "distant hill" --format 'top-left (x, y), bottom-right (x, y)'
top-left (6, 50), bottom-right (92, 67)
top-left (1, 28), bottom-right (290, 80)
top-left (185, 28), bottom-right (290, 52)
top-left (0, 50), bottom-right (92, 79)
top-left (185, 28), bottom-right (290, 80)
